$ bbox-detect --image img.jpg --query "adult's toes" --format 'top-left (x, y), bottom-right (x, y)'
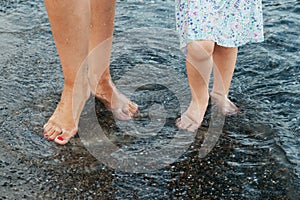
top-left (129, 107), bottom-right (138, 115)
top-left (54, 135), bottom-right (69, 145)
top-left (43, 122), bottom-right (53, 134)
top-left (122, 107), bottom-right (132, 116)
top-left (44, 127), bottom-right (55, 138)
top-left (121, 108), bottom-right (133, 120)
top-left (112, 108), bottom-right (132, 120)
top-left (48, 129), bottom-right (62, 141)
top-left (129, 102), bottom-right (138, 113)
top-left (54, 129), bottom-right (77, 145)
top-left (45, 125), bottom-right (60, 136)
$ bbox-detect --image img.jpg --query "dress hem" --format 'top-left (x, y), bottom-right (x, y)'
top-left (180, 37), bottom-right (264, 52)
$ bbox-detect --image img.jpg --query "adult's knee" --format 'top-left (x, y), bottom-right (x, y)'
top-left (187, 40), bottom-right (214, 62)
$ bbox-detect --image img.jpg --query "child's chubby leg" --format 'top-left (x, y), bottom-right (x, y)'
top-left (176, 40), bottom-right (215, 132)
top-left (211, 44), bottom-right (239, 115)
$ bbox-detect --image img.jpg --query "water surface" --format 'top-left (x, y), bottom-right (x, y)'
top-left (0, 0), bottom-right (299, 199)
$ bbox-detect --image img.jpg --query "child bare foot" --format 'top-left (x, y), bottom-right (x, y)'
top-left (95, 74), bottom-right (138, 120)
top-left (210, 92), bottom-right (239, 116)
top-left (176, 94), bottom-right (209, 132)
top-left (175, 0), bottom-right (264, 133)
top-left (176, 40), bottom-right (213, 132)
top-left (43, 85), bottom-right (90, 145)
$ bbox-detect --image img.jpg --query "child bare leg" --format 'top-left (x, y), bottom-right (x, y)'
top-left (43, 0), bottom-right (90, 144)
top-left (176, 41), bottom-right (214, 132)
top-left (211, 44), bottom-right (239, 115)
top-left (88, 0), bottom-right (138, 120)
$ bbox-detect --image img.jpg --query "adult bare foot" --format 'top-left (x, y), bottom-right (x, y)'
top-left (43, 0), bottom-right (90, 145)
top-left (176, 94), bottom-right (209, 132)
top-left (43, 85), bottom-right (90, 145)
top-left (94, 71), bottom-right (138, 120)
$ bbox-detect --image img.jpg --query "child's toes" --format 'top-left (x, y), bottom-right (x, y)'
top-left (187, 124), bottom-right (199, 133)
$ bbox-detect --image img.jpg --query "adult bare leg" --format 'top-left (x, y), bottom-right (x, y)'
top-left (43, 0), bottom-right (90, 144)
top-left (88, 0), bottom-right (138, 120)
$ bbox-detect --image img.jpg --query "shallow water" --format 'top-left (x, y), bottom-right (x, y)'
top-left (0, 0), bottom-right (299, 199)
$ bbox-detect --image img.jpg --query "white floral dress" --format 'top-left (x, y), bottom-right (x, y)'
top-left (175, 0), bottom-right (264, 50)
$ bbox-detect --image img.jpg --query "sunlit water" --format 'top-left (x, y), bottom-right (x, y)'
top-left (0, 0), bottom-right (299, 199)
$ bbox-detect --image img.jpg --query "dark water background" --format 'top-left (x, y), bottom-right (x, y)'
top-left (0, 0), bottom-right (299, 199)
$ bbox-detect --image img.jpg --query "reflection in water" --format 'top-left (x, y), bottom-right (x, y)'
top-left (0, 0), bottom-right (299, 199)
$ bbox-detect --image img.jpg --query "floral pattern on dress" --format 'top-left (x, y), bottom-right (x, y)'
top-left (175, 0), bottom-right (264, 50)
